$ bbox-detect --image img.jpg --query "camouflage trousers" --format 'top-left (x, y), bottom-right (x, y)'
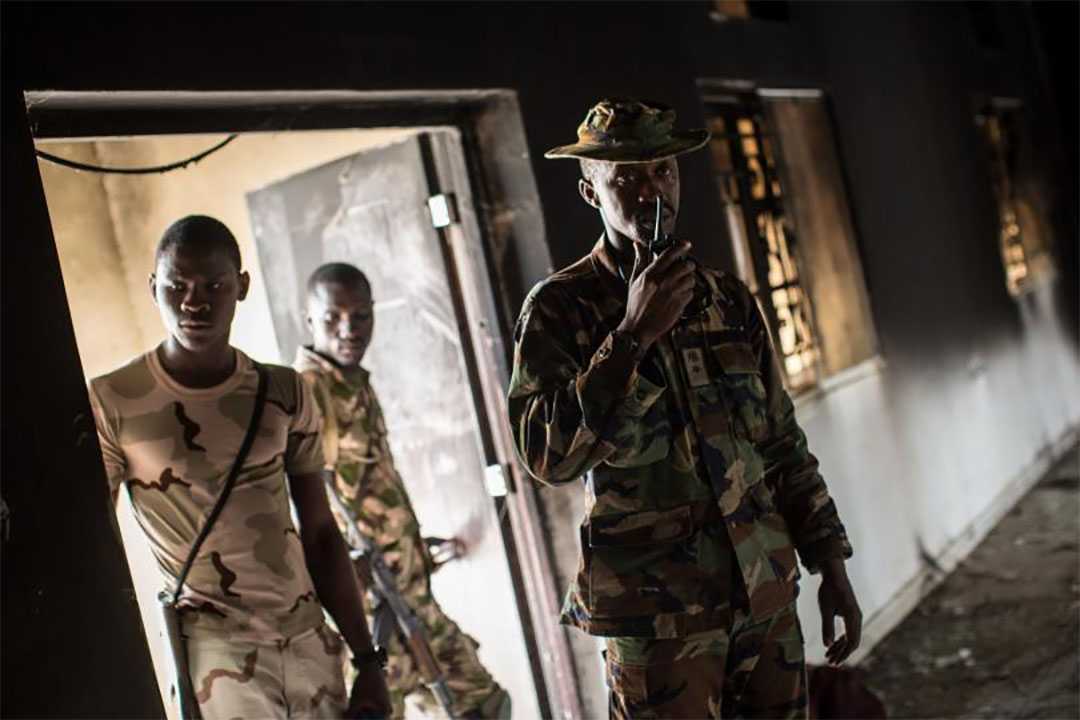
top-left (188, 623), bottom-right (348, 719)
top-left (362, 589), bottom-right (508, 719)
top-left (605, 603), bottom-right (807, 719)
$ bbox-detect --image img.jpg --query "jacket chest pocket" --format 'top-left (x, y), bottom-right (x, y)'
top-left (690, 341), bottom-right (768, 443)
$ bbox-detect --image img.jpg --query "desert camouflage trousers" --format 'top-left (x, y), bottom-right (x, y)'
top-left (605, 603), bottom-right (807, 719)
top-left (188, 623), bottom-right (348, 719)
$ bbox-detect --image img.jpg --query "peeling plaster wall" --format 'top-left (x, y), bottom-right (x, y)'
top-left (36, 143), bottom-right (144, 379)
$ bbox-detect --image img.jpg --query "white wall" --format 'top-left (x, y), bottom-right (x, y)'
top-left (793, 278), bottom-right (1079, 663)
top-left (37, 143), bottom-right (144, 378)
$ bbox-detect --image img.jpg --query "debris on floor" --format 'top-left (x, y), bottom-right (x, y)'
top-left (860, 444), bottom-right (1080, 719)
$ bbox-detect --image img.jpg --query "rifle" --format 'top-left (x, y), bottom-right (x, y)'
top-left (323, 472), bottom-right (456, 718)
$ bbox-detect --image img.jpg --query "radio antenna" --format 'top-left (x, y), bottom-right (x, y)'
top-left (650, 196), bottom-right (663, 255)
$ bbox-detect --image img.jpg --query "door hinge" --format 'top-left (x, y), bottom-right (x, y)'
top-left (484, 463), bottom-right (511, 497)
top-left (427, 192), bottom-right (459, 229)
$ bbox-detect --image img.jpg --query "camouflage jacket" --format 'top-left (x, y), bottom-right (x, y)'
top-left (294, 347), bottom-right (432, 595)
top-left (88, 349), bottom-right (327, 640)
top-left (507, 237), bottom-right (852, 638)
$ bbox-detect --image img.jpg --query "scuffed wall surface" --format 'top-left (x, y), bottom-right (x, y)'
top-left (791, 290), bottom-right (1079, 663)
top-left (37, 143), bottom-right (144, 379)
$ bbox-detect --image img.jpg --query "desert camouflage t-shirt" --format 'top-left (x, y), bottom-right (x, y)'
top-left (88, 348), bottom-right (326, 640)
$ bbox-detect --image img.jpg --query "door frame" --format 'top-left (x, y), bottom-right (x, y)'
top-left (26, 89), bottom-right (582, 720)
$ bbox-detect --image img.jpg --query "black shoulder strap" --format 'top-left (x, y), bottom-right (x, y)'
top-left (171, 362), bottom-right (269, 605)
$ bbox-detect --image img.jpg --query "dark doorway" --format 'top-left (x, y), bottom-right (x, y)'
top-left (22, 90), bottom-right (584, 720)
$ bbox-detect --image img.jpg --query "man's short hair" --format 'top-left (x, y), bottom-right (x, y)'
top-left (306, 262), bottom-right (370, 299)
top-left (156, 215), bottom-right (242, 272)
top-left (579, 158), bottom-right (606, 185)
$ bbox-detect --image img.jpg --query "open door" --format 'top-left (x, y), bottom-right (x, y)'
top-left (22, 89), bottom-right (582, 719)
top-left (247, 130), bottom-right (543, 718)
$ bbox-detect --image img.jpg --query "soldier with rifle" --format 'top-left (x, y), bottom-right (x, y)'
top-left (296, 262), bottom-right (511, 720)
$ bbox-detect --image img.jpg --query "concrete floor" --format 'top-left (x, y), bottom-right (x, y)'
top-left (859, 445), bottom-right (1080, 719)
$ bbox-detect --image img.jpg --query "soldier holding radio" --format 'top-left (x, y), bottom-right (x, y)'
top-left (507, 99), bottom-right (862, 719)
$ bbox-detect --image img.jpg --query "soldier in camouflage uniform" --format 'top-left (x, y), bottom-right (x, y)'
top-left (295, 263), bottom-right (510, 719)
top-left (507, 100), bottom-right (863, 718)
top-left (89, 216), bottom-right (390, 719)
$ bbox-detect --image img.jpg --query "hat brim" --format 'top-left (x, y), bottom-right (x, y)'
top-left (543, 129), bottom-right (710, 162)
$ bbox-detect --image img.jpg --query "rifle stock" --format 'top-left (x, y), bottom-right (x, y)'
top-left (405, 631), bottom-right (443, 684)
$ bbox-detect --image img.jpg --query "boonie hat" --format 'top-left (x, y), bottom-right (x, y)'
top-left (544, 98), bottom-right (709, 163)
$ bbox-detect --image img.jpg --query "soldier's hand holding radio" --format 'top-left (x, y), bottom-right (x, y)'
top-left (617, 238), bottom-right (695, 353)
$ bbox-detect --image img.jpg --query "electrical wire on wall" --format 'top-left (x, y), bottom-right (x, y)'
top-left (35, 134), bottom-right (238, 175)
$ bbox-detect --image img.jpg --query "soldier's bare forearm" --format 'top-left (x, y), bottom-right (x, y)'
top-left (819, 556), bottom-right (848, 580)
top-left (290, 471), bottom-right (376, 657)
top-left (307, 523), bottom-right (375, 656)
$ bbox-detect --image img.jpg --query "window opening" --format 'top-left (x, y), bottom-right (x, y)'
top-left (977, 102), bottom-right (1052, 297)
top-left (706, 97), bottom-right (820, 390)
top-left (705, 88), bottom-right (879, 390)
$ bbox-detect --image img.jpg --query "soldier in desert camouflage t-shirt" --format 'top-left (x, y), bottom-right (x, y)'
top-left (89, 348), bottom-right (327, 641)
top-left (89, 215), bottom-right (390, 719)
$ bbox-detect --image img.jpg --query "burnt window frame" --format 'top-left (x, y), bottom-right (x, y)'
top-left (702, 86), bottom-right (881, 395)
top-left (975, 97), bottom-right (1057, 298)
top-left (704, 91), bottom-right (821, 391)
